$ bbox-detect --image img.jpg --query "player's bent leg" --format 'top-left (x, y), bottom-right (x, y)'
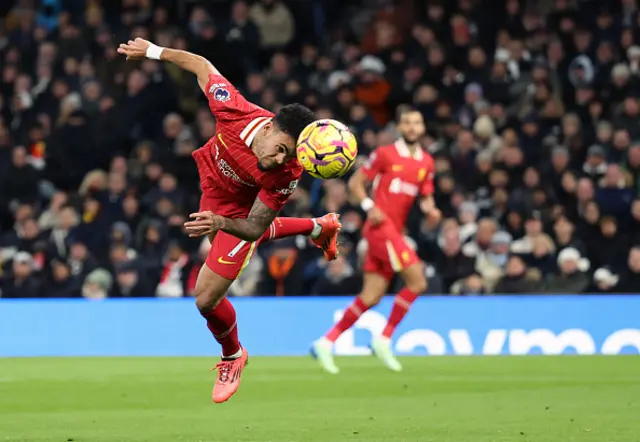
top-left (311, 272), bottom-right (389, 374)
top-left (259, 215), bottom-right (342, 261)
top-left (373, 262), bottom-right (427, 372)
top-left (259, 217), bottom-right (315, 242)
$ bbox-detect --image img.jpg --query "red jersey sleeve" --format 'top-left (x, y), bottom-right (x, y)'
top-left (257, 169), bottom-right (302, 212)
top-left (205, 73), bottom-right (260, 121)
top-left (361, 148), bottom-right (387, 181)
top-left (420, 155), bottom-right (436, 196)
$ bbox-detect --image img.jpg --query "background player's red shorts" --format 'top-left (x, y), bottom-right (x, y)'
top-left (362, 220), bottom-right (421, 281)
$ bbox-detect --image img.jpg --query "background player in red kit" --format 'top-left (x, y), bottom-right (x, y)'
top-left (312, 108), bottom-right (441, 374)
top-left (118, 38), bottom-right (341, 402)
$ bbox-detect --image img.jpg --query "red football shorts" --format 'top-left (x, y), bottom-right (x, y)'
top-left (200, 191), bottom-right (262, 280)
top-left (362, 220), bottom-right (420, 281)
top-left (205, 230), bottom-right (260, 280)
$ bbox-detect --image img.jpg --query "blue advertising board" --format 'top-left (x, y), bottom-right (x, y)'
top-left (1, 296), bottom-right (639, 357)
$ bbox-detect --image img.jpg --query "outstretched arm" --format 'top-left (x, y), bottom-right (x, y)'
top-left (184, 198), bottom-right (278, 243)
top-left (118, 37), bottom-right (219, 93)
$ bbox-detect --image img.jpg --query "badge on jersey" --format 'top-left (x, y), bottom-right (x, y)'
top-left (210, 84), bottom-right (231, 102)
top-left (277, 180), bottom-right (299, 195)
top-left (418, 168), bottom-right (426, 181)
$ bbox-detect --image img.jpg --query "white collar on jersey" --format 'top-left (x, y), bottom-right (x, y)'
top-left (394, 138), bottom-right (424, 161)
top-left (240, 116), bottom-right (272, 147)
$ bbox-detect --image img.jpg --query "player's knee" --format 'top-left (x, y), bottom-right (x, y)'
top-left (194, 284), bottom-right (226, 314)
top-left (403, 263), bottom-right (428, 294)
top-left (406, 274), bottom-right (428, 294)
top-left (358, 290), bottom-right (383, 308)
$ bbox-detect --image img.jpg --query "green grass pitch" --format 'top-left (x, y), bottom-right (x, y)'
top-left (1, 356), bottom-right (639, 442)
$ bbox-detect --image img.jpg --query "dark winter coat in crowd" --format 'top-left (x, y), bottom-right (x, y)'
top-left (1, 163), bottom-right (40, 205)
top-left (617, 269), bottom-right (640, 293)
top-left (435, 249), bottom-right (477, 292)
top-left (542, 271), bottom-right (590, 294)
top-left (0, 275), bottom-right (42, 298)
top-left (494, 274), bottom-right (540, 294)
top-left (312, 273), bottom-right (362, 296)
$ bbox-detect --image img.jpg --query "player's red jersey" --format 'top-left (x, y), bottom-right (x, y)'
top-left (192, 73), bottom-right (303, 218)
top-left (361, 139), bottom-right (435, 232)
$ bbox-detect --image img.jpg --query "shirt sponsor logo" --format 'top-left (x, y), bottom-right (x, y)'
top-left (389, 177), bottom-right (418, 196)
top-left (217, 159), bottom-right (254, 187)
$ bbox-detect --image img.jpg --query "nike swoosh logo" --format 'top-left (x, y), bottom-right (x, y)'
top-left (218, 257), bottom-right (236, 265)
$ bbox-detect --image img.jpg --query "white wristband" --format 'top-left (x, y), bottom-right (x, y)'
top-left (146, 44), bottom-right (164, 60)
top-left (360, 197), bottom-right (374, 212)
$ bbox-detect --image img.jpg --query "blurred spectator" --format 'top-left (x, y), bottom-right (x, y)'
top-left (155, 240), bottom-right (194, 298)
top-left (0, 252), bottom-right (41, 298)
top-left (47, 259), bottom-right (81, 298)
top-left (618, 247), bottom-right (640, 292)
top-left (112, 261), bottom-right (153, 298)
top-left (249, 0), bottom-right (294, 53)
top-left (475, 231), bottom-right (512, 292)
top-left (81, 268), bottom-right (113, 300)
top-left (590, 268), bottom-right (620, 294)
top-left (543, 248), bottom-right (590, 294)
top-left (494, 255), bottom-right (539, 294)
top-left (436, 228), bottom-right (476, 292)
top-left (312, 255), bottom-right (362, 296)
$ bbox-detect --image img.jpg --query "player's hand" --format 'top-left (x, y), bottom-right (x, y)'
top-left (367, 206), bottom-right (385, 226)
top-left (117, 37), bottom-right (152, 60)
top-left (184, 211), bottom-right (223, 238)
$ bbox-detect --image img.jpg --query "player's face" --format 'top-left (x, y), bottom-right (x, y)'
top-left (398, 111), bottom-right (426, 144)
top-left (256, 124), bottom-right (297, 171)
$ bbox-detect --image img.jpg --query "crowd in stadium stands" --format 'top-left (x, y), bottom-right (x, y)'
top-left (1, 0), bottom-right (639, 299)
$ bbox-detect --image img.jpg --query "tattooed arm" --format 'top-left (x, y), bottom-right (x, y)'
top-left (184, 198), bottom-right (277, 242)
top-left (219, 198), bottom-right (278, 242)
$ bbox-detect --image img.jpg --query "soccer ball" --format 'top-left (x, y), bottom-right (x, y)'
top-left (296, 119), bottom-right (358, 179)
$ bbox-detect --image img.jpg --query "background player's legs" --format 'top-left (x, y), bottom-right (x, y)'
top-left (381, 262), bottom-right (427, 339)
top-left (370, 262), bottom-right (426, 372)
top-left (325, 272), bottom-right (390, 342)
top-left (194, 265), bottom-right (240, 358)
top-left (312, 272), bottom-right (389, 374)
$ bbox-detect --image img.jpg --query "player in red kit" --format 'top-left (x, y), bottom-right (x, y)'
top-left (118, 38), bottom-right (341, 402)
top-left (312, 108), bottom-right (441, 373)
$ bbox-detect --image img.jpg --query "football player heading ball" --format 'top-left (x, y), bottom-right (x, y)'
top-left (118, 38), bottom-right (345, 403)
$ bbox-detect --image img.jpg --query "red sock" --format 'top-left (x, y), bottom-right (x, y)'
top-left (259, 218), bottom-right (315, 242)
top-left (202, 298), bottom-right (241, 357)
top-left (382, 288), bottom-right (419, 339)
top-left (325, 297), bottom-right (369, 342)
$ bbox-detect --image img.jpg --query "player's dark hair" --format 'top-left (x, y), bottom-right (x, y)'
top-left (273, 103), bottom-right (316, 141)
top-left (396, 104), bottom-right (420, 120)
